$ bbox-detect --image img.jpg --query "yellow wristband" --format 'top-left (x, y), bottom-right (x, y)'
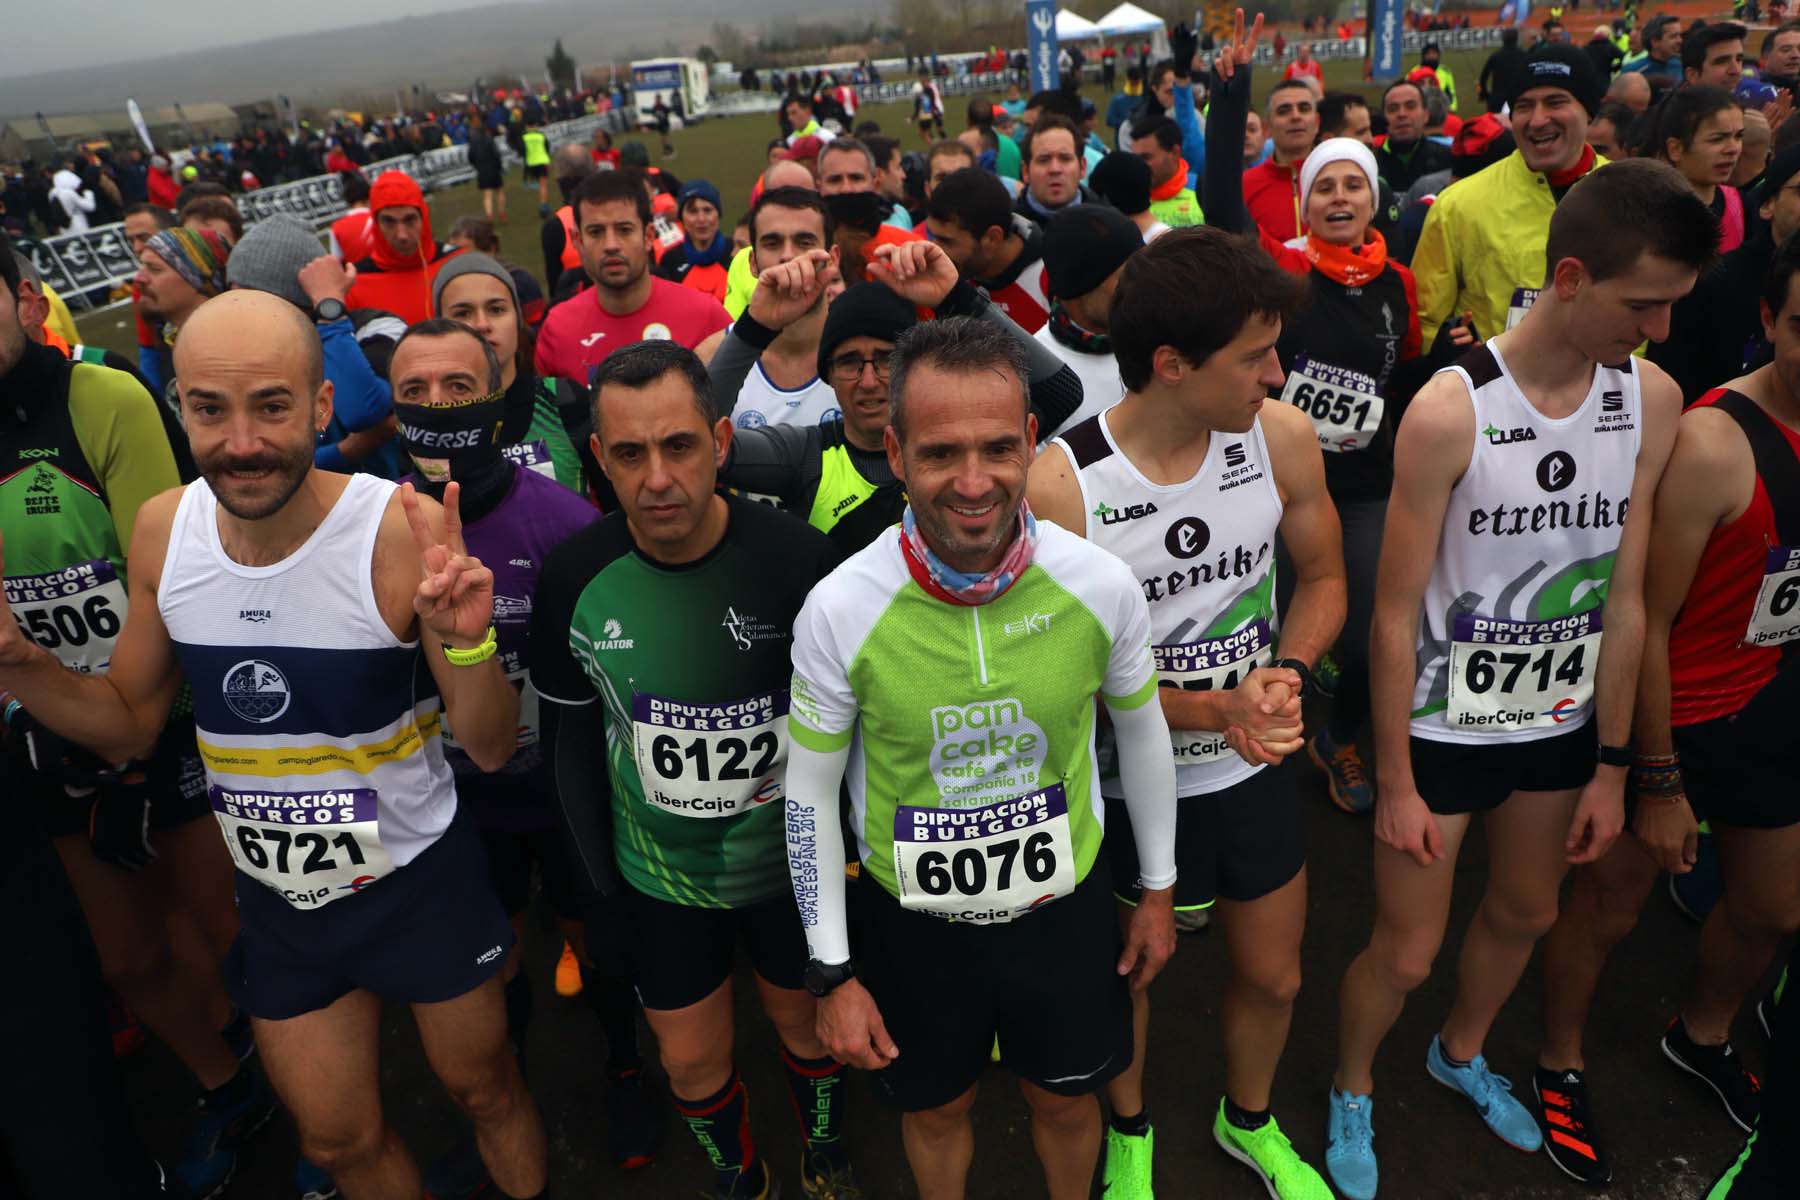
top-left (442, 626), bottom-right (498, 667)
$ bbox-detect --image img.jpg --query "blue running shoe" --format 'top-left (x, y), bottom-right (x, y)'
top-left (1325, 1088), bottom-right (1377, 1200)
top-left (295, 1156), bottom-right (340, 1200)
top-left (1425, 1036), bottom-right (1542, 1153)
top-left (175, 1068), bottom-right (279, 1198)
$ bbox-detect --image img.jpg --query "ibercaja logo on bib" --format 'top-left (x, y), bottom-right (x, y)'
top-left (929, 697), bottom-right (1047, 805)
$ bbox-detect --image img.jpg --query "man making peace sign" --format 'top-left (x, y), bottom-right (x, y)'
top-left (0, 290), bottom-right (551, 1200)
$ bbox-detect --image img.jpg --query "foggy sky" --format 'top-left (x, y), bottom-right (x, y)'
top-left (9, 0), bottom-right (500, 73)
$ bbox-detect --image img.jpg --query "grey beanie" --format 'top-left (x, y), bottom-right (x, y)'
top-left (224, 214), bottom-right (323, 310)
top-left (431, 251), bottom-right (519, 315)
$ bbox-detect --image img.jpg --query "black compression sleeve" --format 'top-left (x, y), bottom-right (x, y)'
top-left (1203, 64), bottom-right (1255, 236)
top-left (1029, 365), bottom-right (1084, 438)
top-left (541, 698), bottom-right (621, 901)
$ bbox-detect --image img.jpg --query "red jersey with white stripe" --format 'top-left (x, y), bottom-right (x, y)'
top-left (984, 260), bottom-right (1050, 334)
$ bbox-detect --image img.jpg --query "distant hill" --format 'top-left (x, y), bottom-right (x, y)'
top-left (1, 0), bottom-right (883, 116)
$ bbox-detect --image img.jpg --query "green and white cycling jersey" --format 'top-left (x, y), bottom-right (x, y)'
top-left (788, 520), bottom-right (1158, 920)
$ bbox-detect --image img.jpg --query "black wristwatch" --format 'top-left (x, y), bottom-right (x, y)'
top-left (311, 297), bottom-right (347, 323)
top-left (1272, 657), bottom-right (1332, 700)
top-left (1597, 743), bottom-right (1633, 768)
top-left (803, 958), bottom-right (855, 998)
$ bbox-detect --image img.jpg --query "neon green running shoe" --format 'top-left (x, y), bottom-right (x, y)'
top-left (1212, 1100), bottom-right (1332, 1199)
top-left (1102, 1124), bottom-right (1154, 1198)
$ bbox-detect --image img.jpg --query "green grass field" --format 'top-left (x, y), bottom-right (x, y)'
top-left (73, 46), bottom-right (1489, 356)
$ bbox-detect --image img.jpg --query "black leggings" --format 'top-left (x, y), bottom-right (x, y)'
top-left (1276, 496), bottom-right (1386, 742)
top-left (0, 833), bottom-right (166, 1198)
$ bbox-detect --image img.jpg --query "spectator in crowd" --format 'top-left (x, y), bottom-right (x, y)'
top-left (927, 166), bottom-right (1050, 332)
top-left (468, 123), bottom-right (506, 222)
top-left (446, 215), bottom-right (548, 327)
top-left (1243, 80), bottom-right (1321, 242)
top-left (1016, 115), bottom-right (1098, 226)
top-left (654, 179), bottom-right (733, 303)
top-left (1685, 22), bottom-right (1748, 89)
top-left (178, 194), bottom-right (244, 244)
top-left (1607, 69), bottom-right (1654, 113)
top-left (1479, 27), bottom-right (1526, 113)
top-left (329, 171), bottom-right (376, 264)
top-left (345, 170), bottom-right (464, 325)
top-left (1376, 80), bottom-right (1453, 196)
top-left (134, 226), bottom-right (231, 392)
top-left (49, 165), bottom-right (96, 233)
top-left (1089, 149), bottom-right (1170, 241)
top-left (145, 153), bottom-right (180, 209)
top-left (1629, 14), bottom-right (1686, 85)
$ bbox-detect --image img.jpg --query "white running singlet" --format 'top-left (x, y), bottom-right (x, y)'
top-left (1032, 324), bottom-right (1125, 445)
top-left (1055, 407), bottom-right (1284, 795)
top-left (732, 362), bottom-right (840, 429)
top-left (1410, 342), bottom-right (1641, 744)
top-left (159, 474), bottom-right (458, 909)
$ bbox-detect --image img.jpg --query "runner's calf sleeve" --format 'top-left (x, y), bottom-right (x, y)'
top-left (1104, 695), bottom-right (1179, 890)
top-left (781, 1048), bottom-right (849, 1164)
top-left (785, 741), bottom-right (853, 965)
top-left (674, 1070), bottom-right (759, 1191)
top-left (579, 965), bottom-right (643, 1071)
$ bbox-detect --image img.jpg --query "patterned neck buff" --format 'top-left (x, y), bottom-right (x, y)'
top-left (899, 501), bottom-right (1039, 606)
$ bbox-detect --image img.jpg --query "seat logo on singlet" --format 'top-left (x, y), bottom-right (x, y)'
top-left (223, 660), bottom-right (292, 724)
top-left (1224, 443), bottom-right (1246, 468)
top-left (1536, 451), bottom-right (1577, 493)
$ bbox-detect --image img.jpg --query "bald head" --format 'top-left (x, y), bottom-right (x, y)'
top-left (175, 291), bottom-right (329, 521)
top-left (176, 290), bottom-right (324, 391)
top-left (555, 143), bottom-right (594, 182)
top-left (1606, 70), bottom-right (1652, 113)
top-left (764, 159), bottom-right (818, 192)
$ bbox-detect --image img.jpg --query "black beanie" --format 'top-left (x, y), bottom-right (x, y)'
top-left (1759, 144), bottom-right (1800, 210)
top-left (1043, 204), bottom-right (1144, 301)
top-left (817, 284), bottom-right (918, 379)
top-left (1089, 151), bottom-right (1153, 217)
top-left (1506, 43), bottom-right (1603, 117)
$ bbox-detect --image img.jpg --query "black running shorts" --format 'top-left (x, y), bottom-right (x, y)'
top-left (1411, 723), bottom-right (1598, 815)
top-left (1104, 759), bottom-right (1305, 909)
top-left (853, 858), bottom-right (1132, 1112)
top-left (620, 885), bottom-right (810, 1011)
top-left (226, 809), bottom-right (514, 1021)
top-left (1674, 667), bottom-right (1800, 830)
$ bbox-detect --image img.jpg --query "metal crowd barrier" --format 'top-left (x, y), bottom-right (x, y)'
top-left (17, 111), bottom-right (623, 312)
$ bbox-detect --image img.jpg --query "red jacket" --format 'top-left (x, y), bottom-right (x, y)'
top-left (147, 165), bottom-right (179, 209)
top-left (1243, 156), bottom-right (1304, 244)
top-left (345, 172), bottom-right (462, 325)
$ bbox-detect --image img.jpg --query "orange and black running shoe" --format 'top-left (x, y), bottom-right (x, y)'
top-left (1534, 1067), bottom-right (1613, 1187)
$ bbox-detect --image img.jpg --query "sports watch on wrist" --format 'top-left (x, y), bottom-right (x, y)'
top-left (803, 959), bottom-right (855, 998)
top-left (1597, 743), bottom-right (1633, 768)
top-left (311, 297), bottom-right (347, 323)
top-left (1272, 657), bottom-right (1331, 699)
